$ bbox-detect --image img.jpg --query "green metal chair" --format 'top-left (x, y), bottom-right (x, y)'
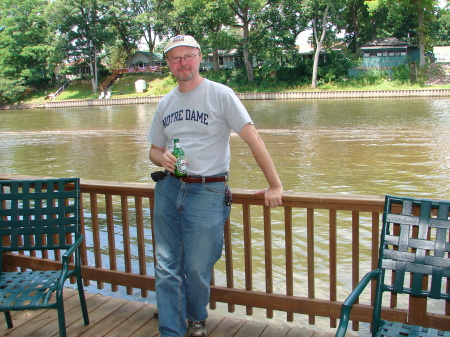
top-left (0, 178), bottom-right (89, 337)
top-left (336, 195), bottom-right (450, 337)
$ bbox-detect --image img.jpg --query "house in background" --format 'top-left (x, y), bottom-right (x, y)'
top-left (296, 41), bottom-right (344, 62)
top-left (361, 37), bottom-right (419, 68)
top-left (126, 51), bottom-right (165, 68)
top-left (297, 48), bottom-right (327, 61)
top-left (54, 59), bottom-right (92, 80)
top-left (349, 37), bottom-right (420, 76)
top-left (201, 49), bottom-right (243, 71)
top-left (433, 46), bottom-right (450, 63)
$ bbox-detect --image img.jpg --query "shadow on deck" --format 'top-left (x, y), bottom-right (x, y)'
top-left (0, 289), bottom-right (335, 337)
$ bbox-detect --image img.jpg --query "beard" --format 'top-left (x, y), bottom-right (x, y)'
top-left (175, 66), bottom-right (195, 82)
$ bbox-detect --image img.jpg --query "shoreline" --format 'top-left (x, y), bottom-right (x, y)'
top-left (1, 88), bottom-right (449, 110)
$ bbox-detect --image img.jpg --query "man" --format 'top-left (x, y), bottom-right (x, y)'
top-left (147, 35), bottom-right (283, 337)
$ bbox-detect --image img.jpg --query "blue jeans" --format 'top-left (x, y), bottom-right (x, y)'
top-left (154, 174), bottom-right (230, 337)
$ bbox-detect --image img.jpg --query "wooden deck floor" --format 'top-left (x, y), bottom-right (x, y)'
top-left (0, 289), bottom-right (335, 337)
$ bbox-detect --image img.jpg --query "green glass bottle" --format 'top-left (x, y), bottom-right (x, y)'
top-left (172, 138), bottom-right (187, 177)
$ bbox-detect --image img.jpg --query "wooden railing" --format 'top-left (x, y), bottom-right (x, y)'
top-left (98, 66), bottom-right (165, 92)
top-left (115, 66), bottom-right (164, 74)
top-left (99, 70), bottom-right (121, 93)
top-left (1, 174), bottom-right (449, 333)
top-left (46, 80), bottom-right (71, 100)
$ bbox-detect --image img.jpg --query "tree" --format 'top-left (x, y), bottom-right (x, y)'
top-left (365, 0), bottom-right (438, 66)
top-left (0, 0), bottom-right (51, 94)
top-left (341, 0), bottom-right (371, 55)
top-left (253, 0), bottom-right (308, 80)
top-left (46, 0), bottom-right (113, 93)
top-left (433, 4), bottom-right (450, 45)
top-left (230, 0), bottom-right (267, 82)
top-left (153, 0), bottom-right (185, 37)
top-left (171, 0), bottom-right (237, 71)
top-left (105, 0), bottom-right (141, 60)
top-left (0, 77), bottom-right (27, 104)
top-left (387, 0), bottom-right (437, 66)
top-left (130, 0), bottom-right (165, 58)
top-left (365, 0), bottom-right (392, 39)
top-left (303, 0), bottom-right (343, 88)
top-left (409, 0), bottom-right (437, 66)
top-left (311, 1), bottom-right (330, 89)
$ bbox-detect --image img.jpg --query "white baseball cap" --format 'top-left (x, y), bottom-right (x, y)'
top-left (164, 35), bottom-right (201, 54)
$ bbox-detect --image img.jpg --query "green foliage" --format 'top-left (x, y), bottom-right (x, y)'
top-left (45, 0), bottom-right (121, 93)
top-left (102, 74), bottom-right (178, 97)
top-left (200, 54), bottom-right (354, 89)
top-left (104, 42), bottom-right (132, 70)
top-left (147, 75), bottom-right (178, 95)
top-left (202, 70), bottom-right (231, 84)
top-left (415, 63), bottom-right (433, 86)
top-left (317, 51), bottom-right (354, 83)
top-left (0, 77), bottom-right (27, 103)
top-left (0, 0), bottom-right (447, 100)
top-left (273, 62), bottom-right (312, 85)
top-left (349, 69), bottom-right (389, 86)
top-left (433, 6), bottom-right (450, 45)
top-left (53, 81), bottom-right (99, 101)
top-left (102, 0), bottom-right (141, 58)
top-left (0, 0), bottom-right (52, 87)
top-left (17, 68), bottom-right (449, 104)
top-left (252, 0), bottom-right (308, 63)
top-left (392, 64), bottom-right (411, 84)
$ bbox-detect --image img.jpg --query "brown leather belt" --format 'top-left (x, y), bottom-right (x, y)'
top-left (170, 173), bottom-right (227, 183)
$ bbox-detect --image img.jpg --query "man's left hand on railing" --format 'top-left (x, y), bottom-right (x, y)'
top-left (255, 185), bottom-right (283, 208)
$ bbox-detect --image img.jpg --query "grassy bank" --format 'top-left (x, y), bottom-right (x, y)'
top-left (22, 71), bottom-right (450, 104)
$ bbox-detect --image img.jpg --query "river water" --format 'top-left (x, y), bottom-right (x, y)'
top-left (1, 97), bottom-right (450, 331)
top-left (1, 98), bottom-right (450, 197)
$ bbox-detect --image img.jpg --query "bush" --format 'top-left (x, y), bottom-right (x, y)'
top-left (317, 51), bottom-right (353, 83)
top-left (354, 69), bottom-right (389, 86)
top-left (276, 63), bottom-right (311, 85)
top-left (201, 70), bottom-right (230, 85)
top-left (228, 68), bottom-right (250, 86)
top-left (392, 64), bottom-right (411, 84)
top-left (0, 77), bottom-right (27, 103)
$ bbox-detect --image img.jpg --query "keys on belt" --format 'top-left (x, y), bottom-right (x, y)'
top-left (169, 173), bottom-right (227, 183)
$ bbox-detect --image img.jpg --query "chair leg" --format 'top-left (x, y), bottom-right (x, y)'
top-left (77, 274), bottom-right (90, 325)
top-left (56, 300), bottom-right (67, 337)
top-left (4, 311), bottom-right (13, 328)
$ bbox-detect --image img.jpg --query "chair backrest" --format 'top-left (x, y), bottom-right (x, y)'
top-left (0, 178), bottom-right (80, 253)
top-left (380, 195), bottom-right (450, 300)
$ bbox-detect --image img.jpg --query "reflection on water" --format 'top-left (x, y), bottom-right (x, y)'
top-left (1, 97), bottom-right (450, 330)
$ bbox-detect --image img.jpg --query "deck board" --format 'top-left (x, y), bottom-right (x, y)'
top-left (0, 289), bottom-right (335, 337)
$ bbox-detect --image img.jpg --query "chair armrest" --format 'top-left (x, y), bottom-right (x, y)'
top-left (53, 234), bottom-right (85, 299)
top-left (335, 269), bottom-right (381, 337)
top-left (59, 235), bottom-right (85, 280)
top-left (62, 234), bottom-right (85, 263)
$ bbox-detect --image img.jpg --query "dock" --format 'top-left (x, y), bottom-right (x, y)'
top-left (0, 289), bottom-right (335, 337)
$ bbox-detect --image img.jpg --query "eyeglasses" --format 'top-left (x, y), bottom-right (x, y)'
top-left (168, 54), bottom-right (200, 64)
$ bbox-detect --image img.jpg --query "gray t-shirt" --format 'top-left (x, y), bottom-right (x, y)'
top-left (147, 79), bottom-right (253, 176)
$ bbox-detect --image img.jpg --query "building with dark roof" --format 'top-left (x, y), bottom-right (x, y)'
top-left (126, 51), bottom-right (165, 68)
top-left (360, 37), bottom-right (420, 68)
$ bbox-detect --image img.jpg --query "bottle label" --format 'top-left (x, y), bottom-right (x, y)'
top-left (176, 157), bottom-right (187, 175)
